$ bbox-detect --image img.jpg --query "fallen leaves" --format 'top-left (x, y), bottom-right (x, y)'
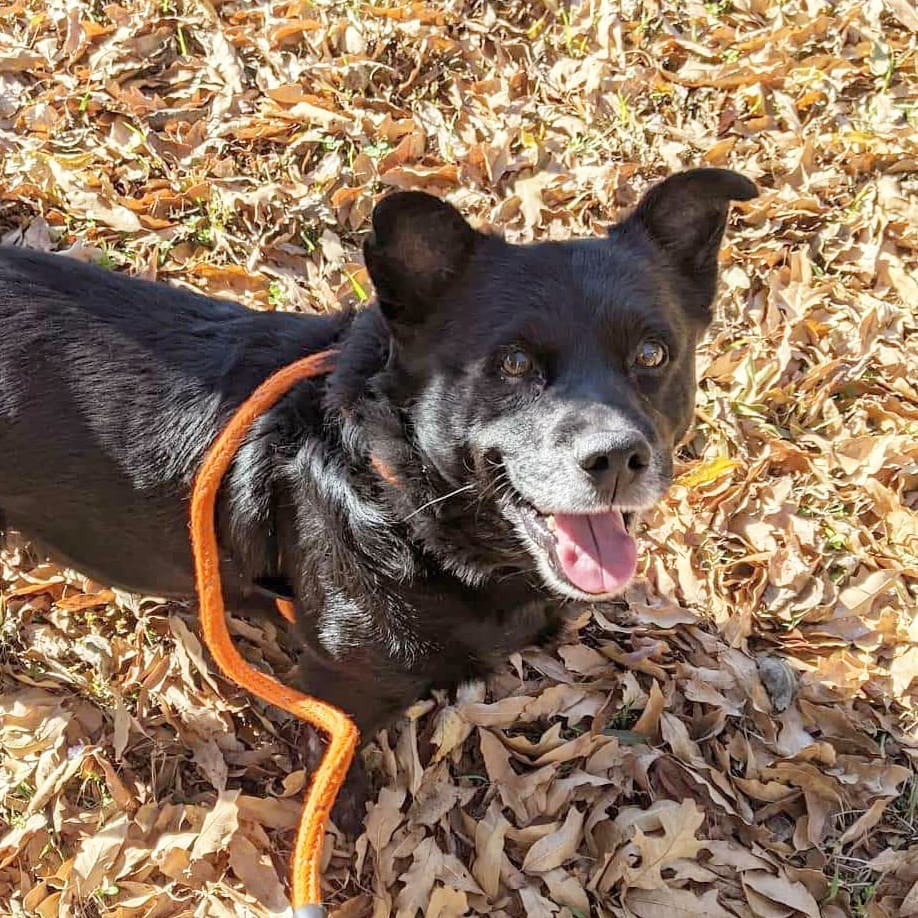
top-left (1, 0), bottom-right (917, 915)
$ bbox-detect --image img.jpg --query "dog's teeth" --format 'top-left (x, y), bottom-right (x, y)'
top-left (546, 514), bottom-right (556, 531)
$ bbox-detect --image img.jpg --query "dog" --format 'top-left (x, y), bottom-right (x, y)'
top-left (0, 168), bottom-right (755, 820)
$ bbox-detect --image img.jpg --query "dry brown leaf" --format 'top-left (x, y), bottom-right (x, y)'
top-left (741, 870), bottom-right (821, 918)
top-left (885, 0), bottom-right (918, 31)
top-left (517, 885), bottom-right (559, 918)
top-left (72, 814), bottom-right (129, 894)
top-left (521, 806), bottom-right (584, 874)
top-left (397, 836), bottom-right (443, 915)
top-left (425, 885), bottom-right (468, 917)
top-left (902, 879), bottom-right (918, 916)
top-left (429, 705), bottom-right (472, 763)
top-left (0, 813), bottom-right (48, 870)
top-left (622, 800), bottom-right (706, 890)
top-left (625, 886), bottom-right (736, 918)
top-left (542, 867), bottom-right (590, 913)
top-left (365, 786), bottom-right (407, 854)
top-left (228, 833), bottom-right (288, 912)
top-left (191, 790), bottom-right (240, 861)
top-left (472, 799), bottom-right (509, 899)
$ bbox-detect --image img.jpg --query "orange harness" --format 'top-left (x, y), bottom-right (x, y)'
top-left (189, 349), bottom-right (358, 917)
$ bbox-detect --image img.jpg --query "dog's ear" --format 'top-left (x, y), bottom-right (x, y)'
top-left (623, 168), bottom-right (757, 317)
top-left (364, 191), bottom-right (479, 325)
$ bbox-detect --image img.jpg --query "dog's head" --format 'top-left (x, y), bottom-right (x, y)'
top-left (361, 169), bottom-right (756, 600)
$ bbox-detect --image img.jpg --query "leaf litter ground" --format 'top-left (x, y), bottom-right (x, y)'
top-left (0, 1), bottom-right (917, 915)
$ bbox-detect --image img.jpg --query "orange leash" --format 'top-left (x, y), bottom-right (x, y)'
top-left (189, 349), bottom-right (359, 917)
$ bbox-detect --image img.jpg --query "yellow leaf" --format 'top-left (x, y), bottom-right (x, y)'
top-left (676, 456), bottom-right (741, 488)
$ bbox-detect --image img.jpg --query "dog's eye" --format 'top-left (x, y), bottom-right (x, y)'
top-left (634, 340), bottom-right (668, 370)
top-left (501, 348), bottom-right (533, 377)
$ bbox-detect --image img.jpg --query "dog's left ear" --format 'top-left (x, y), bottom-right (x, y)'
top-left (622, 168), bottom-right (758, 317)
top-left (364, 191), bottom-right (479, 326)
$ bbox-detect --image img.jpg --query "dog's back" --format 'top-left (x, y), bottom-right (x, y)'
top-left (0, 247), bottom-right (349, 597)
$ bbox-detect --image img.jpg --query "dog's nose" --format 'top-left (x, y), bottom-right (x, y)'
top-left (577, 434), bottom-right (651, 496)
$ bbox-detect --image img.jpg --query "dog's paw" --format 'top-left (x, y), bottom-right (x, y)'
top-left (531, 615), bottom-right (568, 651)
top-left (300, 726), bottom-right (370, 836)
top-left (331, 759), bottom-right (371, 836)
top-left (296, 721), bottom-right (323, 767)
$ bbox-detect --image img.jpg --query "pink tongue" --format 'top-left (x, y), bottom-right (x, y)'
top-left (552, 510), bottom-right (637, 595)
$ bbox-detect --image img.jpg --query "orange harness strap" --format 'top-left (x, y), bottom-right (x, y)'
top-left (276, 597), bottom-right (298, 624)
top-left (189, 349), bottom-right (359, 915)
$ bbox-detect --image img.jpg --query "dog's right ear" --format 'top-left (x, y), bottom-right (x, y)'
top-left (363, 192), bottom-right (479, 325)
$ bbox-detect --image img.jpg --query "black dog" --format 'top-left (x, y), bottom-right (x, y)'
top-left (0, 167), bottom-right (755, 779)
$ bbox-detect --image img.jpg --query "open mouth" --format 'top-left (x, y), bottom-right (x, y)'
top-left (514, 500), bottom-right (638, 597)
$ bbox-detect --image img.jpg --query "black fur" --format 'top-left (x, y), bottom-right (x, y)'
top-left (0, 169), bottom-right (755, 815)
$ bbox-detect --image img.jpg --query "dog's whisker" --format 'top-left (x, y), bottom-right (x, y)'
top-left (479, 471), bottom-right (510, 501)
top-left (403, 484), bottom-right (476, 521)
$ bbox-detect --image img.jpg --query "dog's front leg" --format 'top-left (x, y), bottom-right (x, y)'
top-left (294, 642), bottom-right (428, 833)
